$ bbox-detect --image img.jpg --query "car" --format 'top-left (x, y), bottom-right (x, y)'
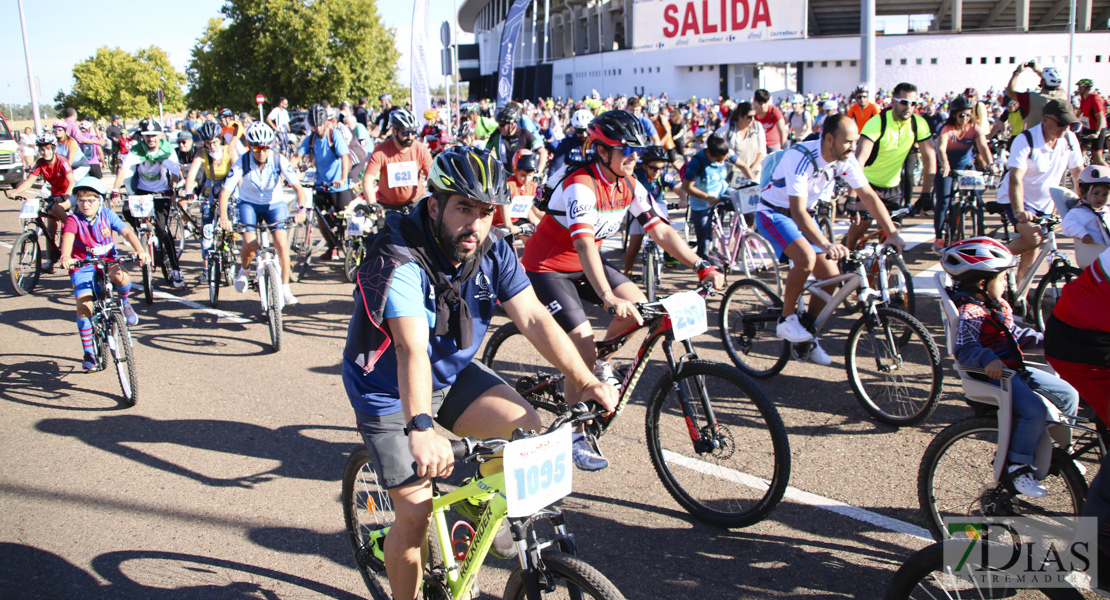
top-left (0, 114), bottom-right (25, 187)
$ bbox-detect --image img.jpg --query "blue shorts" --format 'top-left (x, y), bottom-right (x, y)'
top-left (755, 209), bottom-right (823, 263)
top-left (238, 201), bottom-right (288, 232)
top-left (70, 264), bottom-right (103, 300)
top-left (1000, 204), bottom-right (1049, 226)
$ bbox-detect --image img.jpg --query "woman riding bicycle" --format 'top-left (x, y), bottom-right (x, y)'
top-left (183, 121), bottom-right (240, 277)
top-left (59, 177), bottom-right (148, 372)
top-left (933, 95), bottom-right (996, 253)
top-left (520, 110), bottom-right (725, 470)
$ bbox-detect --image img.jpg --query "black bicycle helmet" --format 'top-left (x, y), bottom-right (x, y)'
top-left (306, 104), bottom-right (328, 127)
top-left (639, 145), bottom-right (669, 165)
top-left (428, 145), bottom-right (510, 206)
top-left (496, 106), bottom-right (521, 124)
top-left (197, 121), bottom-right (221, 141)
top-left (586, 110), bottom-right (647, 149)
top-left (949, 95), bottom-right (974, 113)
top-left (218, 108), bottom-right (234, 119)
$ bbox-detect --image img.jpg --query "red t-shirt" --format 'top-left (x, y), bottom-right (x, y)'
top-left (1052, 253), bottom-right (1110, 333)
top-left (30, 157), bottom-right (74, 194)
top-left (494, 178), bottom-right (537, 228)
top-left (1080, 93), bottom-right (1106, 131)
top-left (755, 106), bottom-right (784, 147)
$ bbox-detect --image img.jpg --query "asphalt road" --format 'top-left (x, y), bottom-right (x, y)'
top-left (0, 184), bottom-right (1101, 599)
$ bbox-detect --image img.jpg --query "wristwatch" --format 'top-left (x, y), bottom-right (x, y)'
top-left (403, 413), bottom-right (434, 435)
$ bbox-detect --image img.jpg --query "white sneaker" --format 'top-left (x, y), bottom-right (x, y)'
top-left (198, 270), bottom-right (208, 284)
top-left (572, 435), bottom-right (608, 471)
top-left (234, 267), bottom-right (250, 293)
top-left (171, 270), bottom-right (185, 288)
top-left (776, 314), bottom-right (814, 343)
top-left (807, 340), bottom-right (832, 366)
top-left (1008, 464), bottom-right (1048, 498)
top-left (282, 284), bottom-right (298, 306)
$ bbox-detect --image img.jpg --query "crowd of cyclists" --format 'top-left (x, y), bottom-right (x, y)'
top-left (5, 58), bottom-right (1110, 597)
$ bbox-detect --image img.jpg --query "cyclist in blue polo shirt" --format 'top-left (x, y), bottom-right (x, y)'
top-left (296, 104), bottom-right (351, 260)
top-left (681, 134), bottom-right (731, 258)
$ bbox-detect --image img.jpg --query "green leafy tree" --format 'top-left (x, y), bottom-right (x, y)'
top-left (55, 46), bottom-right (186, 120)
top-left (187, 0), bottom-right (401, 112)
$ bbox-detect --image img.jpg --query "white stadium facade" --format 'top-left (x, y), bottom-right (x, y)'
top-left (454, 0), bottom-right (1110, 101)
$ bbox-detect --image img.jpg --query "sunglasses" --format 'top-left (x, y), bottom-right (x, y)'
top-left (894, 98), bottom-right (921, 107)
top-left (75, 197), bottom-right (100, 205)
top-left (616, 146), bottom-right (645, 158)
top-left (956, 112), bottom-right (972, 120)
top-left (498, 121), bottom-right (515, 127)
top-left (250, 145), bottom-right (269, 152)
top-left (395, 130), bottom-right (416, 138)
top-left (643, 164), bottom-right (664, 171)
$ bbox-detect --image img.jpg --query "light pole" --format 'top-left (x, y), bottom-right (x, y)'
top-left (16, 0), bottom-right (42, 133)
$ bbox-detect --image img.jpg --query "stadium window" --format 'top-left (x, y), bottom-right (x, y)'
top-left (850, 60), bottom-right (857, 67)
top-left (836, 60), bottom-right (843, 67)
top-left (995, 57), bottom-right (1001, 64)
top-left (1098, 55), bottom-right (1103, 63)
top-left (916, 58), bottom-right (923, 65)
top-left (931, 58), bottom-right (938, 64)
top-left (885, 58), bottom-right (892, 65)
top-left (807, 61), bottom-right (814, 68)
top-left (688, 66), bottom-right (693, 72)
top-left (821, 61), bottom-right (828, 67)
top-left (966, 57), bottom-right (973, 64)
top-left (900, 58), bottom-right (907, 65)
top-left (1009, 56), bottom-right (1016, 63)
top-left (980, 57), bottom-right (987, 64)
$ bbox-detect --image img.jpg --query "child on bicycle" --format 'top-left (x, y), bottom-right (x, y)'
top-left (59, 177), bottom-right (148, 372)
top-left (941, 237), bottom-right (1079, 497)
top-left (4, 133), bottom-right (76, 270)
top-left (1061, 165), bottom-right (1110, 268)
top-left (623, 145), bottom-right (674, 276)
top-left (495, 149), bottom-right (542, 238)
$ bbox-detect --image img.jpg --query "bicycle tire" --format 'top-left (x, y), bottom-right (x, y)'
top-left (108, 311), bottom-right (139, 407)
top-left (918, 416), bottom-right (1088, 542)
top-left (481, 322), bottom-right (554, 399)
top-left (1031, 265), bottom-right (1082, 333)
top-left (738, 233), bottom-right (784, 299)
top-left (290, 217), bottom-right (314, 283)
top-left (643, 244), bottom-right (659, 303)
top-left (846, 307), bottom-right (941, 427)
top-left (503, 551), bottom-right (627, 600)
top-left (869, 253), bottom-right (916, 316)
top-left (645, 359), bottom-right (790, 528)
top-left (344, 240), bottom-right (361, 284)
top-left (141, 232), bottom-right (155, 305)
top-left (167, 208), bottom-right (185, 261)
top-left (886, 540), bottom-right (1086, 600)
top-left (207, 254), bottom-right (221, 308)
top-left (9, 230), bottom-right (40, 296)
top-left (342, 448), bottom-right (398, 600)
top-left (264, 263), bottom-right (283, 352)
top-left (718, 278), bottom-right (790, 378)
top-left (818, 216), bottom-right (834, 248)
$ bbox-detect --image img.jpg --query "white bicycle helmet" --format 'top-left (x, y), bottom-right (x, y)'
top-left (244, 122), bottom-right (276, 147)
top-left (389, 108), bottom-right (418, 132)
top-left (822, 100), bottom-right (838, 112)
top-left (790, 93), bottom-right (805, 104)
top-left (940, 237), bottom-right (1016, 279)
top-left (36, 132), bottom-right (58, 147)
top-left (1079, 165), bottom-right (1110, 186)
top-left (570, 109), bottom-right (594, 130)
top-left (1041, 67), bottom-right (1062, 89)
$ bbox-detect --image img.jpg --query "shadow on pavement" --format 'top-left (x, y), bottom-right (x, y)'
top-left (248, 526), bottom-right (352, 568)
top-left (36, 416), bottom-right (349, 486)
top-left (0, 353), bottom-right (125, 411)
top-left (136, 332), bottom-right (272, 357)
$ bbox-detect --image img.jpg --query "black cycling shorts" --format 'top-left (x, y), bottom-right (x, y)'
top-left (1082, 128), bottom-right (1108, 152)
top-left (313, 188), bottom-right (354, 213)
top-left (527, 261), bottom-right (632, 333)
top-left (853, 185), bottom-right (902, 219)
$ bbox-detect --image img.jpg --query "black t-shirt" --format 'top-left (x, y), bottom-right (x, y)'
top-left (374, 107), bottom-right (399, 135)
top-left (353, 106), bottom-right (370, 128)
top-left (105, 125), bottom-right (122, 142)
top-left (176, 147), bottom-right (198, 166)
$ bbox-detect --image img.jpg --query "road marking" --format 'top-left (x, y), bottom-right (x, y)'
top-left (911, 262), bottom-right (946, 297)
top-left (662, 450), bottom-right (933, 541)
top-left (131, 283), bottom-right (253, 324)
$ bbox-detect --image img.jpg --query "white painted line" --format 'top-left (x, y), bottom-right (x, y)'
top-left (131, 283), bottom-right (252, 324)
top-left (662, 449), bottom-right (933, 541)
top-left (912, 262), bottom-right (946, 297)
top-left (0, 241), bottom-right (11, 249)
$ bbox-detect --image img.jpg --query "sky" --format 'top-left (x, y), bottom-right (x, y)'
top-left (0, 0), bottom-right (473, 106)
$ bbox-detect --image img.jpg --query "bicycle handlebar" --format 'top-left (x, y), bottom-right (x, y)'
top-left (72, 253), bottom-right (139, 269)
top-left (1030, 214), bottom-right (1061, 227)
top-left (630, 281), bottom-right (716, 321)
top-left (449, 402), bottom-right (605, 462)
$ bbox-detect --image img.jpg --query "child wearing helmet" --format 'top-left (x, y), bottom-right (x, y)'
top-left (622, 145), bottom-right (675, 276)
top-left (420, 109), bottom-right (446, 154)
top-left (59, 177), bottom-right (149, 372)
top-left (495, 149), bottom-right (541, 237)
top-left (942, 237), bottom-right (1079, 497)
top-left (5, 133), bottom-right (78, 268)
top-left (1062, 165), bottom-right (1110, 268)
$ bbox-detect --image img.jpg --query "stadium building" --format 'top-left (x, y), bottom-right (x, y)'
top-left (455, 0), bottom-right (1110, 100)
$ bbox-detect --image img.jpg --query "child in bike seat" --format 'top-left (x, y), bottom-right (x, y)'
top-left (1061, 165), bottom-right (1110, 269)
top-left (941, 237), bottom-right (1079, 498)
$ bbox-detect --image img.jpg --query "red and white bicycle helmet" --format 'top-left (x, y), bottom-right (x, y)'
top-left (940, 237), bottom-right (1016, 278)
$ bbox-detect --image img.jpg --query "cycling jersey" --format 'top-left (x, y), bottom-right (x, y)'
top-left (298, 129), bottom-right (351, 192)
top-left (63, 207), bottom-right (128, 267)
top-left (996, 124), bottom-right (1082, 213)
top-left (522, 163), bottom-right (664, 273)
top-left (759, 140), bottom-right (868, 213)
top-left (682, 151), bottom-right (729, 211)
top-left (860, 112), bottom-right (931, 188)
top-left (224, 153), bottom-right (298, 205)
top-left (56, 137), bottom-right (89, 169)
top-left (1080, 93), bottom-right (1106, 132)
top-left (495, 178), bottom-right (538, 228)
top-left (848, 102), bottom-right (880, 132)
top-left (221, 121), bottom-right (244, 146)
top-left (486, 127), bottom-right (542, 169)
top-left (364, 138), bottom-right (432, 206)
top-left (29, 157), bottom-right (73, 193)
top-left (939, 123), bottom-right (984, 170)
top-left (123, 142), bottom-right (181, 194)
top-left (472, 116), bottom-right (499, 140)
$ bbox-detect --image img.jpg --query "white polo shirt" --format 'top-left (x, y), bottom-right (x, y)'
top-left (996, 124), bottom-right (1082, 214)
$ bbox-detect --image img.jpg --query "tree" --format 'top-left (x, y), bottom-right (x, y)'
top-left (187, 0), bottom-right (401, 112)
top-left (54, 46), bottom-right (186, 120)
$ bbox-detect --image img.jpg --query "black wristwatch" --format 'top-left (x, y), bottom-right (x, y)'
top-left (403, 413), bottom-right (434, 435)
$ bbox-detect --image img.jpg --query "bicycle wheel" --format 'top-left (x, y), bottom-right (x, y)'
top-left (717, 279), bottom-right (790, 378)
top-left (342, 448), bottom-right (397, 600)
top-left (167, 208), bottom-right (185, 261)
top-left (918, 416), bottom-right (1088, 542)
top-left (8, 230), bottom-right (40, 296)
top-left (959, 201), bottom-right (980, 242)
top-left (818, 216), bottom-right (834, 248)
top-left (643, 244), bottom-right (659, 302)
top-left (1031, 265), bottom-right (1082, 333)
top-left (263, 263), bottom-right (283, 352)
top-left (645, 360), bottom-right (790, 528)
top-left (344, 240), bottom-right (362, 284)
top-left (737, 233), bottom-right (784, 298)
top-left (141, 232), bottom-right (155, 305)
top-left (503, 551), bottom-right (627, 600)
top-left (870, 254), bottom-right (916, 316)
top-left (290, 217), bottom-right (314, 283)
top-left (481, 322), bottom-right (553, 397)
top-left (845, 307), bottom-right (942, 427)
top-left (107, 312), bottom-right (139, 407)
top-left (207, 254), bottom-right (221, 308)
top-left (886, 540), bottom-right (1086, 600)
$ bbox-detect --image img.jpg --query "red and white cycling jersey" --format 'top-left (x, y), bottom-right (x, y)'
top-left (522, 163), bottom-right (665, 273)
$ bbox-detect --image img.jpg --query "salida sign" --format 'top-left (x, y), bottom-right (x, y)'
top-left (633, 0), bottom-right (805, 51)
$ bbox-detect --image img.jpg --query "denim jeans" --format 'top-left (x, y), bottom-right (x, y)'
top-left (689, 208), bottom-right (713, 259)
top-left (1007, 368), bottom-right (1080, 465)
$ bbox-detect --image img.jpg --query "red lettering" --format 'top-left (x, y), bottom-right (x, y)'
top-left (702, 0), bottom-right (718, 33)
top-left (751, 0), bottom-right (771, 28)
top-left (721, 0), bottom-right (728, 31)
top-left (681, 2), bottom-right (700, 36)
top-left (731, 0), bottom-right (748, 30)
top-left (663, 4), bottom-right (680, 37)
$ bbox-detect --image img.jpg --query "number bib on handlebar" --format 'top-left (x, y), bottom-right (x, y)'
top-left (128, 196), bottom-right (155, 218)
top-left (346, 215), bottom-right (369, 237)
top-left (19, 198), bottom-right (40, 219)
top-left (955, 171), bottom-right (986, 191)
top-left (386, 161), bottom-right (417, 188)
top-left (503, 426), bottom-right (572, 518)
top-left (508, 196), bottom-right (533, 220)
top-left (660, 291), bottom-right (708, 342)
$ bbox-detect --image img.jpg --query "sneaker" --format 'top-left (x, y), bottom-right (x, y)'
top-left (171, 270), bottom-right (185, 288)
top-left (572, 435), bottom-right (609, 471)
top-left (82, 352), bottom-right (98, 373)
top-left (452, 493), bottom-right (518, 560)
top-left (282, 284), bottom-right (298, 306)
top-left (932, 239), bottom-right (945, 255)
top-left (776, 314), bottom-right (814, 343)
top-left (122, 302), bottom-right (139, 327)
top-left (234, 268), bottom-right (250, 293)
top-left (1007, 464), bottom-right (1048, 498)
top-left (198, 270), bottom-right (208, 284)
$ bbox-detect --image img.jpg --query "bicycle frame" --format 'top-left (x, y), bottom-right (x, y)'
top-left (19, 196), bottom-right (63, 255)
top-left (1009, 223), bottom-right (1069, 301)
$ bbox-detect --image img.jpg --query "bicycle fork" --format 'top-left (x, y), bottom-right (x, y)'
top-left (862, 307), bottom-right (904, 373)
top-left (664, 339), bottom-right (723, 454)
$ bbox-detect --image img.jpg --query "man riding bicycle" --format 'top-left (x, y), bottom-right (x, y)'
top-left (4, 133), bottom-right (76, 271)
top-left (521, 110), bottom-right (725, 470)
top-left (1077, 78), bottom-right (1107, 167)
top-left (341, 145), bottom-right (617, 600)
top-left (362, 108), bottom-right (432, 232)
top-left (296, 103), bottom-right (352, 261)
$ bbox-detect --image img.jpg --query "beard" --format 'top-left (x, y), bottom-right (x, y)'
top-left (396, 135), bottom-right (414, 148)
top-left (436, 218), bottom-right (481, 264)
